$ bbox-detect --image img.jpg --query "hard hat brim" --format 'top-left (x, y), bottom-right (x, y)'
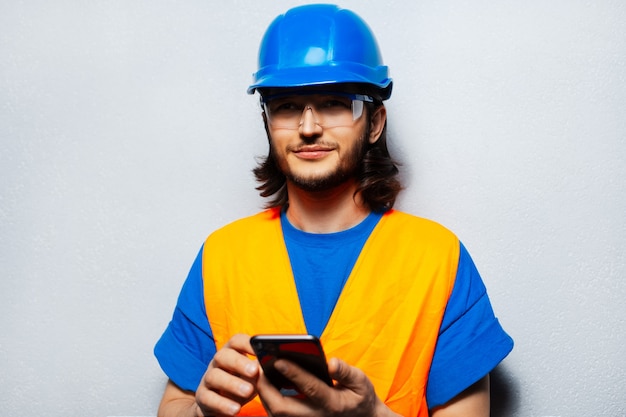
top-left (248, 65), bottom-right (393, 100)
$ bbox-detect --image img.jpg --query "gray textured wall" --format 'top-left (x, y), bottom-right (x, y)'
top-left (1, 1), bottom-right (625, 416)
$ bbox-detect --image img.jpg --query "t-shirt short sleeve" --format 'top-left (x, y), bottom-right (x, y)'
top-left (153, 245), bottom-right (217, 391)
top-left (425, 242), bottom-right (514, 408)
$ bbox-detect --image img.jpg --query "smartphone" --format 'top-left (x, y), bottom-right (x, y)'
top-left (250, 334), bottom-right (333, 397)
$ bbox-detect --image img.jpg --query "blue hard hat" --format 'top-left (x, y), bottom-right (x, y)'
top-left (247, 4), bottom-right (392, 100)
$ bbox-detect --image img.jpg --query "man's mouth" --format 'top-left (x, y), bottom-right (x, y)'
top-left (292, 145), bottom-right (335, 160)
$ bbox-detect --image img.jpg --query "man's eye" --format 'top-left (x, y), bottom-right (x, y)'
top-left (272, 102), bottom-right (301, 112)
top-left (321, 99), bottom-right (351, 109)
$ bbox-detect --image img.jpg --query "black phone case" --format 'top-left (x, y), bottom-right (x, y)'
top-left (251, 334), bottom-right (333, 395)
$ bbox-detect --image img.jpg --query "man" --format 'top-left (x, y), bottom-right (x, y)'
top-left (154, 4), bottom-right (513, 417)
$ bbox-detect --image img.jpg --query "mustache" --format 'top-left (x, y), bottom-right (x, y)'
top-left (288, 140), bottom-right (338, 152)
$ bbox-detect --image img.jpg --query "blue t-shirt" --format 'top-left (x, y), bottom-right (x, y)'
top-left (282, 210), bottom-right (384, 337)
top-left (154, 212), bottom-right (513, 408)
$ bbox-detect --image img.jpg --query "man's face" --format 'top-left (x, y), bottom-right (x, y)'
top-left (264, 88), bottom-right (370, 192)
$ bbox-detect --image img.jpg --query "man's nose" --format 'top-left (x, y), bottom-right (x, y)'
top-left (299, 106), bottom-right (323, 137)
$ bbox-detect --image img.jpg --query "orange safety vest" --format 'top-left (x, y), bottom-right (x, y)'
top-left (203, 209), bottom-right (459, 416)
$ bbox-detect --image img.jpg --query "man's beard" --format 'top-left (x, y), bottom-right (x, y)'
top-left (272, 135), bottom-right (368, 193)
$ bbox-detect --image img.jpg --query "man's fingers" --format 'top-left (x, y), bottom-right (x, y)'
top-left (270, 358), bottom-right (335, 403)
top-left (210, 339), bottom-right (259, 379)
top-left (224, 333), bottom-right (256, 355)
top-left (194, 334), bottom-right (260, 416)
top-left (195, 388), bottom-right (242, 416)
top-left (328, 357), bottom-right (351, 383)
top-left (203, 367), bottom-right (255, 399)
top-left (256, 364), bottom-right (313, 416)
top-left (328, 357), bottom-right (370, 393)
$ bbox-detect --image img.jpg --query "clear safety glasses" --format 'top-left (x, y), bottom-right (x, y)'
top-left (261, 92), bottom-right (374, 129)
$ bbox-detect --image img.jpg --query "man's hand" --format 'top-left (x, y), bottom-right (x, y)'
top-left (256, 356), bottom-right (400, 417)
top-left (158, 334), bottom-right (260, 417)
top-left (194, 334), bottom-right (260, 416)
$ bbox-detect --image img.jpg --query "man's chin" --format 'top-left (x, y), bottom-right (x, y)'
top-left (287, 172), bottom-right (353, 193)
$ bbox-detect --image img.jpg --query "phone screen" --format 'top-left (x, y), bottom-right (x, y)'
top-left (250, 334), bottom-right (333, 397)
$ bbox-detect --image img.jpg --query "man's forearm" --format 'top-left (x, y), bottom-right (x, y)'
top-left (158, 380), bottom-right (200, 417)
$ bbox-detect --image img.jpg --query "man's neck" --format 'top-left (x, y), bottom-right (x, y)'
top-left (284, 180), bottom-right (371, 234)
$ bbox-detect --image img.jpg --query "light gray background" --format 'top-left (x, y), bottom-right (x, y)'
top-left (1, 1), bottom-right (625, 416)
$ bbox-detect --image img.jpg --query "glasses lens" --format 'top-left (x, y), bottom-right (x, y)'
top-left (263, 93), bottom-right (371, 129)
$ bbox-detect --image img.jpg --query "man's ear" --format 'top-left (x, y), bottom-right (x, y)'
top-left (368, 105), bottom-right (387, 144)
